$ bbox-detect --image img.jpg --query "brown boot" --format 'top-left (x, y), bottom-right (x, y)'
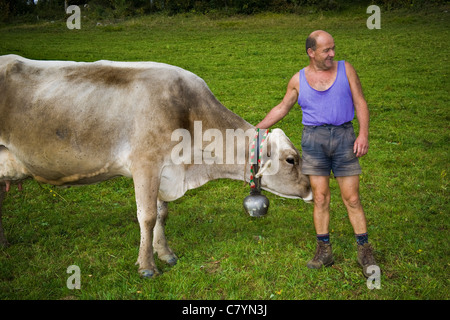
top-left (357, 243), bottom-right (378, 277)
top-left (307, 241), bottom-right (334, 269)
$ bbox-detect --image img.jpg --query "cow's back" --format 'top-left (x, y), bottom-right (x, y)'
top-left (0, 55), bottom-right (250, 186)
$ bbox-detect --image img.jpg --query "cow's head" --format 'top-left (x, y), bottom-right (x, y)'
top-left (256, 129), bottom-right (312, 202)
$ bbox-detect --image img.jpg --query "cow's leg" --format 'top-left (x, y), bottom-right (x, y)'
top-left (133, 167), bottom-right (161, 278)
top-left (0, 186), bottom-right (9, 247)
top-left (153, 198), bottom-right (177, 266)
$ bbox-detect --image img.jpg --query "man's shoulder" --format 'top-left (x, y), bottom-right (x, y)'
top-left (343, 60), bottom-right (356, 71)
top-left (343, 61), bottom-right (359, 77)
top-left (288, 72), bottom-right (300, 88)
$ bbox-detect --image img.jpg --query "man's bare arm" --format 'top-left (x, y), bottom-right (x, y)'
top-left (256, 73), bottom-right (299, 129)
top-left (346, 62), bottom-right (369, 158)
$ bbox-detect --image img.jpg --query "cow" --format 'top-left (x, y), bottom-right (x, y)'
top-left (0, 54), bottom-right (312, 277)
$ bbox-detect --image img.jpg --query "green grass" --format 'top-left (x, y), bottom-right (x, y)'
top-left (0, 6), bottom-right (449, 300)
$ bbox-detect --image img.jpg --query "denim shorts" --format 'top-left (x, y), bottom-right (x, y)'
top-left (301, 122), bottom-right (362, 177)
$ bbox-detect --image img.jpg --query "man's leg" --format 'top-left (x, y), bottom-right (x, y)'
top-left (307, 175), bottom-right (334, 269)
top-left (336, 175), bottom-right (367, 234)
top-left (310, 175), bottom-right (331, 235)
top-left (336, 175), bottom-right (377, 277)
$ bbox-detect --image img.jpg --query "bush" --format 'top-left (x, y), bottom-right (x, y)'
top-left (0, 0), bottom-right (447, 23)
top-left (0, 0), bottom-right (36, 22)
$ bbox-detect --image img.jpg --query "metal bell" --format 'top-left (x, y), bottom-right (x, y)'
top-left (244, 128), bottom-right (270, 217)
top-left (243, 190), bottom-right (270, 217)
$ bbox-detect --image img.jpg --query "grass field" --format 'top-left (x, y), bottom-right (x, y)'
top-left (0, 5), bottom-right (448, 300)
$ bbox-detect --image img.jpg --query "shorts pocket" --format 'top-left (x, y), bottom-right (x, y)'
top-left (301, 127), bottom-right (314, 150)
top-left (344, 126), bottom-right (356, 147)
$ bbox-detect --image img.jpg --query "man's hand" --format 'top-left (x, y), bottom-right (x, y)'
top-left (354, 135), bottom-right (369, 158)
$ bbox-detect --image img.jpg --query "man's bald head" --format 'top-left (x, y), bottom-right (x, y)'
top-left (305, 30), bottom-right (334, 56)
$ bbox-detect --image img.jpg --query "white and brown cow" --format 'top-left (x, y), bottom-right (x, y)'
top-left (0, 55), bottom-right (312, 277)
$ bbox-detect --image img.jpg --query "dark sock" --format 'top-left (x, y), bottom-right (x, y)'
top-left (355, 232), bottom-right (369, 246)
top-left (317, 233), bottom-right (330, 243)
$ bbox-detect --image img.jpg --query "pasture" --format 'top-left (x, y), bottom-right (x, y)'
top-left (0, 5), bottom-right (448, 301)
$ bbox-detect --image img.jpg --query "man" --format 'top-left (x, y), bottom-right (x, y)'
top-left (256, 30), bottom-right (377, 277)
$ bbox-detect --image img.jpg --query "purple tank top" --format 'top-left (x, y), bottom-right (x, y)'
top-left (298, 60), bottom-right (354, 126)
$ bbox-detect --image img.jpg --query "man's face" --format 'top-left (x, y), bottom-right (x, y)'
top-left (312, 34), bottom-right (335, 70)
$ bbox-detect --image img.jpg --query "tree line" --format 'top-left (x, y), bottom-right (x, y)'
top-left (0, 0), bottom-right (446, 22)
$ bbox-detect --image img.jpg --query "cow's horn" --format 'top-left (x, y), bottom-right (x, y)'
top-left (255, 160), bottom-right (272, 178)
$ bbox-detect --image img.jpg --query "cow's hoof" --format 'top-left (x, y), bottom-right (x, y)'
top-left (167, 257), bottom-right (177, 266)
top-left (159, 254), bottom-right (178, 266)
top-left (139, 269), bottom-right (155, 278)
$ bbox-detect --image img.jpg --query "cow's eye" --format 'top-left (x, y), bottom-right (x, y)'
top-left (286, 157), bottom-right (295, 165)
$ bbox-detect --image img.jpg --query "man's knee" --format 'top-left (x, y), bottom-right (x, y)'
top-left (313, 191), bottom-right (331, 208)
top-left (310, 176), bottom-right (331, 209)
top-left (343, 195), bottom-right (362, 210)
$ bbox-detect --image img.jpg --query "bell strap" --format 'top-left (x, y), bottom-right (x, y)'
top-left (249, 128), bottom-right (269, 190)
